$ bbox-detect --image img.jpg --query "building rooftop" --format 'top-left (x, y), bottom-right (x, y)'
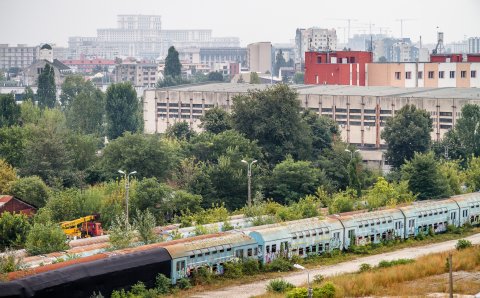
top-left (154, 83), bottom-right (480, 100)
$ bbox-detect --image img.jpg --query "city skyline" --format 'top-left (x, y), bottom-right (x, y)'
top-left (1, 0), bottom-right (479, 47)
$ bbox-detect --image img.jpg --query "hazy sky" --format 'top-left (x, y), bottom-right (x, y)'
top-left (1, 0), bottom-right (479, 47)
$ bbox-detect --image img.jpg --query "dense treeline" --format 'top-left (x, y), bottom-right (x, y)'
top-left (1, 68), bottom-right (480, 254)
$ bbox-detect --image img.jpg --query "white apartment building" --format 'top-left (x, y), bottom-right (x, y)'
top-left (0, 44), bottom-right (39, 70)
top-left (469, 37), bottom-right (480, 53)
top-left (114, 61), bottom-right (159, 88)
top-left (295, 28), bottom-right (337, 69)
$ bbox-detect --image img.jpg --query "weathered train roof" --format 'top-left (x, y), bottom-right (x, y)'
top-left (398, 199), bottom-right (458, 216)
top-left (248, 217), bottom-right (342, 242)
top-left (332, 208), bottom-right (404, 228)
top-left (451, 192), bottom-right (480, 208)
top-left (162, 232), bottom-right (256, 259)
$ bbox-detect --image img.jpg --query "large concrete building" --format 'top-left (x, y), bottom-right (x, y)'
top-left (143, 83), bottom-right (480, 150)
top-left (469, 37), bottom-right (480, 54)
top-left (0, 44), bottom-right (39, 70)
top-left (114, 60), bottom-right (159, 88)
top-left (179, 47), bottom-right (247, 69)
top-left (247, 42), bottom-right (272, 73)
top-left (295, 28), bottom-right (337, 70)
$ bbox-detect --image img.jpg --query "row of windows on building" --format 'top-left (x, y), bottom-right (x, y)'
top-left (395, 70), bottom-right (477, 80)
top-left (188, 247), bottom-right (259, 259)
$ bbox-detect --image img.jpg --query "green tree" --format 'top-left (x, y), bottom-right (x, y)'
top-left (165, 121), bottom-right (196, 141)
top-left (130, 178), bottom-right (173, 224)
top-left (317, 141), bottom-right (351, 192)
top-left (20, 100), bottom-right (41, 125)
top-left (0, 159), bottom-right (17, 194)
top-left (454, 104), bottom-right (480, 157)
top-left (0, 94), bottom-right (21, 127)
top-left (164, 46), bottom-right (182, 77)
top-left (249, 72), bottom-right (260, 84)
top-left (268, 155), bottom-right (325, 204)
top-left (66, 89), bottom-right (105, 135)
top-left (25, 219), bottom-right (68, 255)
top-left (302, 110), bottom-right (338, 158)
top-left (274, 50), bottom-right (287, 76)
top-left (207, 71), bottom-right (224, 81)
top-left (199, 107), bottom-right (232, 134)
top-left (292, 72), bottom-right (304, 84)
top-left (60, 75), bottom-right (96, 109)
top-left (105, 82), bottom-right (140, 140)
top-left (99, 133), bottom-right (182, 182)
top-left (363, 177), bottom-right (415, 209)
top-left (401, 151), bottom-right (450, 200)
top-left (465, 156), bottom-right (480, 191)
top-left (133, 209), bottom-right (157, 244)
top-left (0, 211), bottom-right (31, 250)
top-left (231, 84), bottom-right (311, 165)
top-left (107, 213), bottom-right (136, 249)
top-left (328, 189), bottom-right (356, 214)
top-left (8, 176), bottom-right (50, 208)
top-left (156, 75), bottom-right (190, 88)
top-left (381, 104), bottom-right (433, 168)
top-left (22, 87), bottom-right (35, 103)
top-left (0, 126), bottom-right (26, 168)
top-left (37, 64), bottom-right (57, 109)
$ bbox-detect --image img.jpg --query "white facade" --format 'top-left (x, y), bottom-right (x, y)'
top-left (295, 28), bottom-right (337, 68)
top-left (468, 37), bottom-right (480, 53)
top-left (0, 44), bottom-right (39, 70)
top-left (437, 63), bottom-right (457, 88)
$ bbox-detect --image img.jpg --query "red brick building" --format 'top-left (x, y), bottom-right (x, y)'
top-left (304, 51), bottom-right (373, 86)
top-left (430, 54), bottom-right (463, 63)
top-left (0, 195), bottom-right (37, 216)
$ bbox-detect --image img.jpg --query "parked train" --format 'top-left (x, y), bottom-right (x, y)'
top-left (1, 192), bottom-right (479, 297)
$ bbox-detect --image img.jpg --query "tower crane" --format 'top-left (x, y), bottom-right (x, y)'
top-left (395, 18), bottom-right (416, 39)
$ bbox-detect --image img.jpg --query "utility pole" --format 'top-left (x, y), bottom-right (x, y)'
top-left (241, 159), bottom-right (257, 207)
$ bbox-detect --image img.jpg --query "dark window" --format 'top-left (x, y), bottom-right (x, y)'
top-left (471, 70), bottom-right (477, 78)
top-left (461, 71), bottom-right (467, 78)
top-left (247, 248), bottom-right (253, 256)
top-left (350, 109), bottom-right (361, 113)
top-left (364, 109), bottom-right (376, 114)
top-left (428, 71), bottom-right (434, 79)
top-left (439, 112), bottom-right (452, 116)
top-left (205, 252), bottom-right (210, 256)
top-left (405, 71), bottom-right (411, 79)
top-left (316, 56), bottom-right (322, 63)
top-left (321, 108), bottom-right (332, 113)
top-left (271, 244), bottom-right (277, 253)
top-left (336, 108), bottom-right (347, 113)
top-left (439, 71), bottom-right (444, 79)
top-left (190, 255), bottom-right (195, 259)
top-left (449, 71), bottom-right (455, 78)
top-left (227, 248), bottom-right (232, 252)
top-left (418, 71), bottom-right (423, 79)
top-left (395, 72), bottom-right (401, 80)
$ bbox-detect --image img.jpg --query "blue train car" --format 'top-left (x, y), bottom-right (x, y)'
top-left (248, 217), bottom-right (344, 263)
top-left (335, 208), bottom-right (405, 248)
top-left (451, 192), bottom-right (480, 226)
top-left (398, 199), bottom-right (459, 238)
top-left (163, 232), bottom-right (257, 284)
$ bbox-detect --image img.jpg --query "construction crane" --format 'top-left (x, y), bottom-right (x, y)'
top-left (395, 18), bottom-right (416, 39)
top-left (60, 214), bottom-right (103, 239)
top-left (328, 18), bottom-right (359, 42)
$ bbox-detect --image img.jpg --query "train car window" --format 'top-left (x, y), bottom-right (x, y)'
top-left (205, 252), bottom-right (210, 256)
top-left (419, 215), bottom-right (422, 218)
top-left (325, 230), bottom-right (330, 234)
top-left (306, 246), bottom-right (311, 253)
top-left (319, 244), bottom-right (323, 251)
top-left (299, 235), bottom-right (304, 239)
top-left (266, 245), bottom-right (270, 253)
top-left (312, 232), bottom-right (317, 236)
top-left (376, 222), bottom-right (380, 225)
top-left (359, 225), bottom-right (363, 228)
top-left (212, 251), bottom-right (217, 254)
top-left (247, 248), bottom-right (253, 256)
top-left (190, 255), bottom-right (195, 259)
top-left (272, 244), bottom-right (277, 252)
top-left (299, 248), bottom-right (304, 255)
top-left (429, 213), bottom-right (432, 216)
top-left (220, 249), bottom-right (225, 253)
top-left (293, 236), bottom-right (297, 240)
top-left (319, 231), bottom-right (323, 235)
top-left (227, 248), bottom-right (232, 252)
top-left (388, 220), bottom-right (392, 223)
top-left (198, 253), bottom-right (203, 257)
top-left (365, 224), bottom-right (369, 227)
top-left (312, 245), bottom-right (317, 252)
top-left (305, 232), bottom-right (310, 237)
top-left (472, 206), bottom-right (475, 209)
top-left (382, 221), bottom-right (386, 224)
top-left (254, 247), bottom-right (258, 255)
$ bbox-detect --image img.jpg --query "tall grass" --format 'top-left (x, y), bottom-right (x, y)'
top-left (326, 246), bottom-right (480, 297)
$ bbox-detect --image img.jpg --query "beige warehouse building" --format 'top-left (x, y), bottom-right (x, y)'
top-left (143, 83), bottom-right (480, 150)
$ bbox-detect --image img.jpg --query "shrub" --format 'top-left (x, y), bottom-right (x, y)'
top-left (108, 213), bottom-right (136, 250)
top-left (222, 221), bottom-right (234, 231)
top-left (264, 258), bottom-right (293, 272)
top-left (194, 224), bottom-right (208, 236)
top-left (155, 273), bottom-right (171, 294)
top-left (456, 239), bottom-right (472, 250)
top-left (314, 282), bottom-right (336, 298)
top-left (359, 263), bottom-right (372, 272)
top-left (192, 266), bottom-right (212, 285)
top-left (8, 176), bottom-right (50, 208)
top-left (0, 211), bottom-right (31, 251)
top-left (223, 261), bottom-right (243, 279)
top-left (133, 209), bottom-right (157, 244)
top-left (110, 289), bottom-right (128, 298)
top-left (286, 287), bottom-right (308, 298)
top-left (130, 281), bottom-right (147, 295)
top-left (377, 258), bottom-right (414, 268)
top-left (177, 278), bottom-right (191, 290)
top-left (25, 221), bottom-right (68, 255)
top-left (313, 274), bottom-right (324, 284)
top-left (415, 230), bottom-right (425, 240)
top-left (242, 258), bottom-right (260, 275)
top-left (349, 244), bottom-right (369, 255)
top-left (266, 279), bottom-right (294, 293)
top-left (89, 291), bottom-right (104, 298)
top-left (0, 249), bottom-right (23, 274)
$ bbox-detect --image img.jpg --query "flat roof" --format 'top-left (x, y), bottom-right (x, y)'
top-left (153, 83), bottom-right (480, 100)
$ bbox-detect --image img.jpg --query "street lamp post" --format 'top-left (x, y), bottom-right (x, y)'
top-left (345, 148), bottom-right (360, 160)
top-left (241, 159), bottom-right (257, 207)
top-left (293, 264), bottom-right (312, 298)
top-left (118, 170), bottom-right (137, 226)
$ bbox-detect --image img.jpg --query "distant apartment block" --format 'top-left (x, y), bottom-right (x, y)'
top-left (247, 42), bottom-right (272, 73)
top-left (179, 47), bottom-right (247, 69)
top-left (61, 59), bottom-right (115, 73)
top-left (295, 28), bottom-right (337, 70)
top-left (469, 37), bottom-right (480, 53)
top-left (114, 60), bottom-right (159, 87)
top-left (0, 44), bottom-right (39, 70)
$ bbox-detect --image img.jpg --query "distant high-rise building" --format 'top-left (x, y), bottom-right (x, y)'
top-left (0, 44), bottom-right (39, 70)
top-left (469, 37), bottom-right (480, 53)
top-left (295, 28), bottom-right (337, 70)
top-left (373, 38), bottom-right (418, 62)
top-left (247, 42), bottom-right (272, 73)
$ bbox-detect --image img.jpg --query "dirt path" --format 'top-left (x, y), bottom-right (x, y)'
top-left (190, 233), bottom-right (480, 298)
